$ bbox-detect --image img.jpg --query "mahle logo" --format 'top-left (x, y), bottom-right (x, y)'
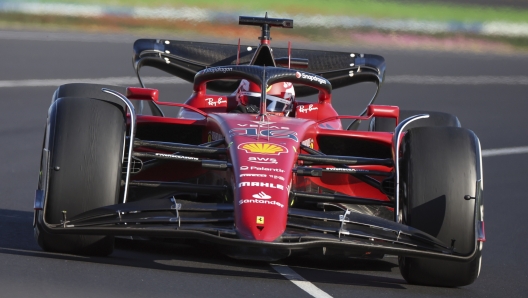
top-left (238, 142), bottom-right (288, 155)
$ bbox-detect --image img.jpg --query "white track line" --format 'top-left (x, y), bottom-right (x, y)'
top-left (271, 264), bottom-right (333, 298)
top-left (482, 146), bottom-right (528, 157)
top-left (2, 76), bottom-right (528, 88)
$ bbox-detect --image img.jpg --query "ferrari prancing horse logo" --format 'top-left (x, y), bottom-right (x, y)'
top-left (256, 216), bottom-right (264, 224)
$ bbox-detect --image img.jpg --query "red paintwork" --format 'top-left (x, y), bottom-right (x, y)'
top-left (126, 73), bottom-right (397, 241)
top-left (367, 105), bottom-right (399, 123)
top-left (127, 87), bottom-right (159, 101)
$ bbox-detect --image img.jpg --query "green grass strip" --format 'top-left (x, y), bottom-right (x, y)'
top-left (28, 0), bottom-right (528, 23)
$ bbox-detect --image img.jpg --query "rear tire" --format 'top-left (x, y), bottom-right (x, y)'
top-left (370, 110), bottom-right (460, 132)
top-left (35, 97), bottom-right (126, 256)
top-left (398, 127), bottom-right (481, 287)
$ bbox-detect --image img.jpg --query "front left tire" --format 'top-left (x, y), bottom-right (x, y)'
top-left (35, 96), bottom-right (126, 256)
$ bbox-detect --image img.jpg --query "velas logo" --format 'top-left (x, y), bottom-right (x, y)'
top-left (238, 142), bottom-right (288, 155)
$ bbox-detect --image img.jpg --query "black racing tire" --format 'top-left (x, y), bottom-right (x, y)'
top-left (35, 97), bottom-right (126, 256)
top-left (370, 110), bottom-right (460, 132)
top-left (52, 83), bottom-right (126, 106)
top-left (398, 127), bottom-right (481, 287)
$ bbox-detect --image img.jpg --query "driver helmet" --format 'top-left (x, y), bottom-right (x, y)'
top-left (235, 79), bottom-right (295, 115)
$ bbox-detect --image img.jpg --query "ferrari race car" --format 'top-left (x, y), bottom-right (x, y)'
top-left (34, 15), bottom-right (485, 287)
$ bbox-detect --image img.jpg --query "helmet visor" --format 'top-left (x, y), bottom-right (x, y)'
top-left (242, 92), bottom-right (291, 113)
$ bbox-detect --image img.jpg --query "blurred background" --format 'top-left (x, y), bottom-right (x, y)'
top-left (1, 0), bottom-right (528, 53)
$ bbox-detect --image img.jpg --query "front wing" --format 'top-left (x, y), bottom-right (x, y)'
top-left (36, 193), bottom-right (480, 262)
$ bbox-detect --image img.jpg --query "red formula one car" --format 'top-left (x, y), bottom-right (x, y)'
top-left (34, 16), bottom-right (485, 287)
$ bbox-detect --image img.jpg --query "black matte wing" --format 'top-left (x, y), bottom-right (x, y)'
top-left (133, 39), bottom-right (385, 97)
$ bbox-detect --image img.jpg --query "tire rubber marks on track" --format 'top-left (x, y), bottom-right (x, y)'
top-left (271, 264), bottom-right (333, 298)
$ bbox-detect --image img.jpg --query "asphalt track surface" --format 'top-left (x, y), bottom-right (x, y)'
top-left (0, 30), bottom-right (527, 297)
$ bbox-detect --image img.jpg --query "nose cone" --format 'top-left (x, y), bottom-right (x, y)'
top-left (235, 183), bottom-right (289, 241)
top-left (212, 113), bottom-right (313, 242)
top-left (232, 142), bottom-right (294, 241)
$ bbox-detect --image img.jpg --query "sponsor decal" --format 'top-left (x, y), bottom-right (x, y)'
top-left (256, 216), bottom-right (265, 224)
top-left (240, 166), bottom-right (285, 173)
top-left (261, 130), bottom-right (298, 142)
top-left (203, 67), bottom-right (232, 74)
top-left (252, 192), bottom-right (271, 199)
top-left (325, 167), bottom-right (365, 173)
top-left (208, 131), bottom-right (223, 142)
top-left (240, 173), bottom-right (267, 178)
top-left (236, 121), bottom-right (289, 130)
top-left (205, 97), bottom-right (227, 106)
top-left (240, 173), bottom-right (284, 180)
top-left (295, 72), bottom-right (301, 78)
top-left (251, 120), bottom-right (274, 126)
top-left (155, 153), bottom-right (198, 161)
top-left (299, 72), bottom-right (326, 85)
top-left (269, 174), bottom-right (285, 181)
top-left (239, 181), bottom-right (284, 191)
top-left (248, 157), bottom-right (277, 164)
top-left (239, 198), bottom-right (284, 208)
top-left (230, 128), bottom-right (298, 142)
top-left (301, 138), bottom-right (314, 149)
top-left (229, 128), bottom-right (299, 142)
top-left (298, 104), bottom-right (318, 113)
top-left (238, 142), bottom-right (288, 155)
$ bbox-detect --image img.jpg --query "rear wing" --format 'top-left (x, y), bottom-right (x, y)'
top-left (133, 39), bottom-right (385, 97)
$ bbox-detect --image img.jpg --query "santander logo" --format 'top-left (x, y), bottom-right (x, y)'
top-left (252, 192), bottom-right (271, 199)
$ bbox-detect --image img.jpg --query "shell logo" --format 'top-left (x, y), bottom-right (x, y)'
top-left (238, 142), bottom-right (288, 155)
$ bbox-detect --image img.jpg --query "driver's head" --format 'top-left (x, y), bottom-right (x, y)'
top-left (235, 79), bottom-right (295, 115)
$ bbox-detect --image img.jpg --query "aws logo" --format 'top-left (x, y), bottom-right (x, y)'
top-left (238, 142), bottom-right (288, 155)
top-left (248, 157), bottom-right (277, 164)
